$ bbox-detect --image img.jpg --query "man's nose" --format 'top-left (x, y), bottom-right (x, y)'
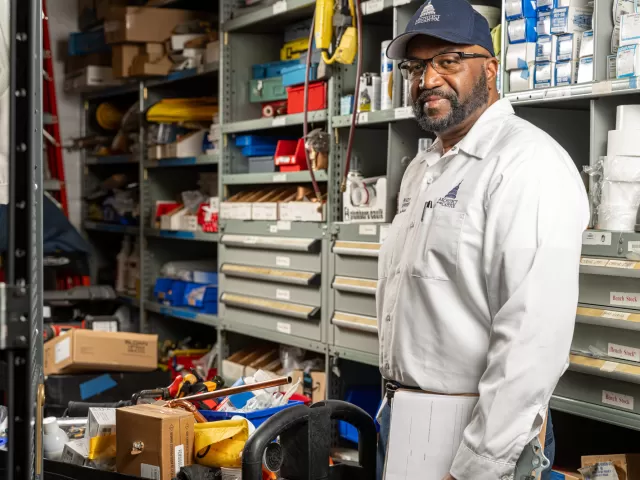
top-left (420, 62), bottom-right (444, 90)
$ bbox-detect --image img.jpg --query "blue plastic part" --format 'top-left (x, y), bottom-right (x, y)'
top-left (252, 60), bottom-right (300, 79)
top-left (159, 306), bottom-right (198, 320)
top-left (183, 283), bottom-right (218, 314)
top-left (235, 135), bottom-right (281, 147)
top-left (339, 387), bottom-right (381, 443)
top-left (79, 374), bottom-right (118, 400)
top-left (158, 229), bottom-right (196, 238)
top-left (153, 278), bottom-right (187, 306)
top-left (241, 145), bottom-right (278, 157)
top-left (199, 401), bottom-right (304, 428)
top-left (281, 64), bottom-right (319, 87)
top-left (68, 28), bottom-right (109, 56)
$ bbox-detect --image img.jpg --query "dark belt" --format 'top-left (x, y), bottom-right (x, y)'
top-left (384, 381), bottom-right (421, 400)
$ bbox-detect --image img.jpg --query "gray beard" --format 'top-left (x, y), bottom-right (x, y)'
top-left (412, 70), bottom-right (489, 134)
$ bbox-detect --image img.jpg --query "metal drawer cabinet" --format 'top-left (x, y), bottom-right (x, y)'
top-left (220, 234), bottom-right (324, 342)
top-left (579, 273), bottom-right (640, 310)
top-left (569, 352), bottom-right (640, 386)
top-left (555, 369), bottom-right (640, 418)
top-left (329, 224), bottom-right (386, 356)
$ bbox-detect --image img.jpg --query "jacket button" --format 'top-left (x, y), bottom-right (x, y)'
top-left (410, 222), bottom-right (415, 228)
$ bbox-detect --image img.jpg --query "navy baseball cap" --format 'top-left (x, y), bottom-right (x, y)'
top-left (386, 0), bottom-right (495, 60)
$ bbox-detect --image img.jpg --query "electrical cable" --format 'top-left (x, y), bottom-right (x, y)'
top-left (341, 0), bottom-right (363, 192)
top-left (303, 15), bottom-right (323, 202)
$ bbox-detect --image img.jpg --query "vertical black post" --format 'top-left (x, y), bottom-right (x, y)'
top-left (5, 0), bottom-right (43, 478)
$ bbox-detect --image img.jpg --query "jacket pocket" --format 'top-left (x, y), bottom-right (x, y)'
top-left (378, 213), bottom-right (408, 279)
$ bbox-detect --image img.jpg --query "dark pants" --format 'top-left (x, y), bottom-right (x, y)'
top-left (376, 401), bottom-right (555, 480)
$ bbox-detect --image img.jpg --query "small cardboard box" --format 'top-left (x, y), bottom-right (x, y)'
top-left (104, 7), bottom-right (202, 44)
top-left (61, 439), bottom-right (90, 466)
top-left (86, 408), bottom-right (116, 438)
top-left (44, 330), bottom-right (158, 375)
top-left (112, 44), bottom-right (144, 78)
top-left (581, 453), bottom-right (640, 479)
top-left (116, 404), bottom-right (194, 480)
top-left (291, 370), bottom-right (326, 403)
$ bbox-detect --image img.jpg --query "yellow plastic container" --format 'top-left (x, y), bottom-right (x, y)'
top-left (280, 38), bottom-right (310, 61)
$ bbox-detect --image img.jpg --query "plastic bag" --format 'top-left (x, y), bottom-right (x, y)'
top-left (583, 158), bottom-right (603, 229)
top-left (194, 418), bottom-right (249, 468)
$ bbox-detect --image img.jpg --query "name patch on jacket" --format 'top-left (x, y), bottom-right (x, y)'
top-left (400, 197), bottom-right (411, 213)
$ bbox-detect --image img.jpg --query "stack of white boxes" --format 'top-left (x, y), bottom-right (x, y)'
top-left (612, 0), bottom-right (637, 78)
top-left (617, 6), bottom-right (640, 79)
top-left (506, 0), bottom-right (537, 92)
top-left (599, 105), bottom-right (640, 231)
top-left (577, 30), bottom-right (595, 83)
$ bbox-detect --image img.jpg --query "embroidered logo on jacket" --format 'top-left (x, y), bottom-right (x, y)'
top-left (436, 181), bottom-right (462, 208)
top-left (400, 197), bottom-right (411, 213)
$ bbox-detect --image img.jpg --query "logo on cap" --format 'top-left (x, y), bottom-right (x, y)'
top-left (416, 0), bottom-right (440, 24)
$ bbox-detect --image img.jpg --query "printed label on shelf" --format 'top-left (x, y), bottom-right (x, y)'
top-left (380, 225), bottom-right (390, 243)
top-left (141, 464), bottom-right (161, 480)
top-left (269, 225), bottom-right (278, 233)
top-left (611, 291), bottom-right (640, 307)
top-left (582, 231), bottom-right (612, 246)
top-left (580, 257), bottom-right (609, 267)
top-left (630, 241), bottom-right (640, 253)
top-left (175, 445), bottom-right (185, 475)
top-left (273, 0), bottom-right (288, 14)
top-left (358, 112), bottom-right (369, 124)
top-left (602, 309), bottom-right (632, 320)
top-left (364, 0), bottom-right (384, 14)
top-left (243, 236), bottom-right (258, 244)
top-left (359, 224), bottom-right (378, 236)
top-left (601, 361), bottom-right (619, 372)
top-left (277, 322), bottom-right (292, 334)
top-left (272, 116), bottom-right (287, 127)
top-left (276, 256), bottom-right (291, 267)
top-left (277, 220), bottom-right (292, 231)
top-left (43, 306), bottom-right (51, 319)
top-left (394, 106), bottom-right (413, 119)
top-left (608, 343), bottom-right (640, 362)
top-left (544, 87), bottom-right (571, 98)
top-left (276, 288), bottom-right (291, 301)
top-left (55, 337), bottom-right (71, 364)
top-left (592, 81), bottom-right (613, 95)
top-left (607, 259), bottom-right (637, 269)
top-left (273, 173), bottom-right (287, 182)
top-left (602, 390), bottom-right (634, 410)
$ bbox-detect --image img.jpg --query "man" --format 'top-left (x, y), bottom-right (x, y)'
top-left (375, 0), bottom-right (590, 479)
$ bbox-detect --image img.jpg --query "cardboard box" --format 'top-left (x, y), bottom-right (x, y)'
top-left (61, 439), bottom-right (90, 466)
top-left (291, 370), bottom-right (326, 403)
top-left (44, 330), bottom-right (158, 375)
top-left (581, 454), bottom-right (640, 479)
top-left (104, 7), bottom-right (202, 44)
top-left (116, 404), bottom-right (194, 480)
top-left (63, 66), bottom-right (122, 93)
top-left (112, 44), bottom-right (143, 78)
top-left (130, 55), bottom-right (173, 77)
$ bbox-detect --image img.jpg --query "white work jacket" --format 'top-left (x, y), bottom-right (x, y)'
top-left (376, 98), bottom-right (589, 480)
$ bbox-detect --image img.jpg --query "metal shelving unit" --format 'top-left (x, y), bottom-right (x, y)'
top-left (73, 0), bottom-right (640, 437)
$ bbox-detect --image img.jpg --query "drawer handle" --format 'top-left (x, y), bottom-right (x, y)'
top-left (332, 276), bottom-right (377, 295)
top-left (333, 241), bottom-right (380, 258)
top-left (332, 312), bottom-right (378, 334)
top-left (221, 263), bottom-right (318, 286)
top-left (222, 234), bottom-right (319, 252)
top-left (221, 292), bottom-right (318, 320)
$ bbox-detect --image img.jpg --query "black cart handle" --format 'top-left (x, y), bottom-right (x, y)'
top-left (66, 400), bottom-right (132, 417)
top-left (242, 400), bottom-right (376, 480)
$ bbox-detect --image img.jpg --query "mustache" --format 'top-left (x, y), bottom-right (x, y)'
top-left (417, 89), bottom-right (458, 103)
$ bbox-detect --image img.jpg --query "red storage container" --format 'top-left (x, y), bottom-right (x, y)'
top-left (286, 81), bottom-right (327, 114)
top-left (274, 138), bottom-right (307, 172)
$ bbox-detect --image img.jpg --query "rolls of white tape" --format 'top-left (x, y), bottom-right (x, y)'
top-left (603, 181), bottom-right (640, 205)
top-left (616, 105), bottom-right (640, 130)
top-left (604, 155), bottom-right (640, 181)
top-left (598, 203), bottom-right (638, 231)
top-left (608, 129), bottom-right (640, 157)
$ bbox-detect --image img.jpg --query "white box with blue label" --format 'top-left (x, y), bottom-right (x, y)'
top-left (551, 7), bottom-right (593, 35)
top-left (508, 17), bottom-right (538, 43)
top-left (534, 62), bottom-right (556, 88)
top-left (556, 33), bottom-right (582, 62)
top-left (536, 0), bottom-right (555, 12)
top-left (537, 35), bottom-right (558, 62)
top-left (577, 56), bottom-right (594, 83)
top-left (555, 60), bottom-right (578, 86)
top-left (506, 0), bottom-right (537, 19)
top-left (617, 43), bottom-right (640, 78)
top-left (538, 10), bottom-right (553, 35)
top-left (509, 64), bottom-right (535, 92)
top-left (507, 43), bottom-right (537, 70)
top-left (614, 0), bottom-right (637, 25)
top-left (621, 13), bottom-right (640, 47)
top-left (580, 30), bottom-right (594, 57)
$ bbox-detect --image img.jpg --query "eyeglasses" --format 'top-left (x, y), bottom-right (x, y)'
top-left (399, 52), bottom-right (489, 80)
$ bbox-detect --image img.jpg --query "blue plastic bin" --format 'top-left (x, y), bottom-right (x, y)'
top-left (339, 387), bottom-right (381, 443)
top-left (153, 278), bottom-right (187, 306)
top-left (252, 60), bottom-right (300, 79)
top-left (281, 64), bottom-right (319, 87)
top-left (183, 283), bottom-right (218, 314)
top-left (235, 135), bottom-right (281, 147)
top-left (199, 400), bottom-right (303, 428)
top-left (241, 145), bottom-right (277, 157)
top-left (68, 28), bottom-right (110, 56)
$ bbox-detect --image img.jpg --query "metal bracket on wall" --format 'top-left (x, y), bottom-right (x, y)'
top-left (0, 284), bottom-right (31, 350)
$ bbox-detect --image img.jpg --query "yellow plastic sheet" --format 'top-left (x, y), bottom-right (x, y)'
top-left (491, 24), bottom-right (502, 58)
top-left (194, 418), bottom-right (249, 468)
top-left (146, 97), bottom-right (219, 123)
top-left (88, 434), bottom-right (116, 460)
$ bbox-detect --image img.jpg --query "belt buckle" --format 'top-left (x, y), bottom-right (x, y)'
top-left (385, 382), bottom-right (399, 400)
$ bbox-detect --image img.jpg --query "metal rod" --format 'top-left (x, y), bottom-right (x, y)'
top-left (167, 376), bottom-right (292, 404)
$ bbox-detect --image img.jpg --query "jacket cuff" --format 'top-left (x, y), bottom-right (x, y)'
top-left (450, 441), bottom-right (515, 480)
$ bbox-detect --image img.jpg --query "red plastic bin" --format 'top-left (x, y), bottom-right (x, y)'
top-left (286, 81), bottom-right (327, 114)
top-left (275, 138), bottom-right (307, 172)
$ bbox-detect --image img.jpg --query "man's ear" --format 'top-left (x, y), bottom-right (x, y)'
top-left (484, 57), bottom-right (499, 84)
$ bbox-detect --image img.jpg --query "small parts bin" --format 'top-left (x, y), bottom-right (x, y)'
top-left (281, 63), bottom-right (318, 87)
top-left (199, 400), bottom-right (304, 428)
top-left (275, 139), bottom-right (307, 172)
top-left (286, 81), bottom-right (327, 114)
top-left (252, 59), bottom-right (299, 79)
top-left (339, 386), bottom-right (382, 443)
top-left (249, 77), bottom-right (287, 103)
